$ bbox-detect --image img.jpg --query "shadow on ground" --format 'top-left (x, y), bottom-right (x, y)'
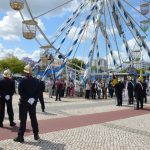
top-left (25, 139), bottom-right (65, 150)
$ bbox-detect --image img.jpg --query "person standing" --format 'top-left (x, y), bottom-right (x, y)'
top-left (115, 78), bottom-right (125, 106)
top-left (101, 80), bottom-right (107, 99)
top-left (97, 80), bottom-right (101, 99)
top-left (55, 78), bottom-right (62, 101)
top-left (91, 81), bottom-right (97, 99)
top-left (70, 80), bottom-right (75, 97)
top-left (127, 77), bottom-right (134, 104)
top-left (14, 64), bottom-right (40, 142)
top-left (134, 77), bottom-right (144, 110)
top-left (85, 80), bottom-right (91, 99)
top-left (0, 69), bottom-right (16, 128)
top-left (37, 75), bottom-right (45, 112)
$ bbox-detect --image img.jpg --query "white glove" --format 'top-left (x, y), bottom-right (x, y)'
top-left (28, 98), bottom-right (35, 105)
top-left (5, 95), bottom-right (10, 101)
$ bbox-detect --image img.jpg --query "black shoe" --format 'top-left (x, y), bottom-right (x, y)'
top-left (34, 134), bottom-right (40, 140)
top-left (14, 137), bottom-right (24, 143)
top-left (10, 122), bottom-right (16, 127)
top-left (42, 109), bottom-right (45, 112)
top-left (0, 123), bottom-right (3, 128)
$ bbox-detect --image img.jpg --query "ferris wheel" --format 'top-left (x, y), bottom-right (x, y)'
top-left (9, 0), bottom-right (150, 80)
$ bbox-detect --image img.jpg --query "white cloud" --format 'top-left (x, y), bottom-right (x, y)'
top-left (0, 43), bottom-right (40, 61)
top-left (0, 10), bottom-right (46, 41)
top-left (0, 11), bottom-right (22, 41)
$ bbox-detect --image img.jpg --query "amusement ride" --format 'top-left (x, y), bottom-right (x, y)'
top-left (9, 0), bottom-right (150, 82)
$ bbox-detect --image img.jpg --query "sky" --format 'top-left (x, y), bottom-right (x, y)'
top-left (0, 0), bottom-right (149, 68)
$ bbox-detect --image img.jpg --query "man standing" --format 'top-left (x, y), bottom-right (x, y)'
top-left (115, 78), bottom-right (125, 106)
top-left (127, 77), bottom-right (134, 104)
top-left (37, 75), bottom-right (45, 112)
top-left (134, 77), bottom-right (144, 110)
top-left (55, 78), bottom-right (62, 101)
top-left (14, 64), bottom-right (40, 142)
top-left (0, 69), bottom-right (16, 128)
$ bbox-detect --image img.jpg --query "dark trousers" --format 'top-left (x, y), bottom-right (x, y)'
top-left (18, 102), bottom-right (39, 137)
top-left (61, 88), bottom-right (65, 97)
top-left (0, 98), bottom-right (14, 124)
top-left (66, 87), bottom-right (70, 96)
top-left (117, 94), bottom-right (122, 106)
top-left (56, 89), bottom-right (62, 100)
top-left (85, 90), bottom-right (90, 99)
top-left (39, 92), bottom-right (45, 111)
top-left (143, 94), bottom-right (147, 103)
top-left (136, 96), bottom-right (143, 109)
top-left (128, 92), bottom-right (134, 104)
top-left (91, 90), bottom-right (96, 99)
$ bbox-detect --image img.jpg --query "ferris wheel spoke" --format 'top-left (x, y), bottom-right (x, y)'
top-left (114, 0), bottom-right (150, 58)
top-left (51, 0), bottom-right (89, 44)
top-left (122, 0), bottom-right (150, 21)
top-left (106, 0), bottom-right (123, 68)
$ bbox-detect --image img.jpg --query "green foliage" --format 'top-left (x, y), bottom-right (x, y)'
top-left (69, 58), bottom-right (85, 70)
top-left (0, 57), bottom-right (26, 74)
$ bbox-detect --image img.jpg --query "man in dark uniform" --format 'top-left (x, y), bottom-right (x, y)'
top-left (14, 64), bottom-right (40, 142)
top-left (127, 77), bottom-right (134, 104)
top-left (115, 78), bottom-right (125, 106)
top-left (37, 75), bottom-right (45, 112)
top-left (0, 69), bottom-right (16, 128)
top-left (134, 77), bottom-right (144, 110)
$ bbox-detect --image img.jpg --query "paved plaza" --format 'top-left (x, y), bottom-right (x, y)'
top-left (0, 93), bottom-right (150, 150)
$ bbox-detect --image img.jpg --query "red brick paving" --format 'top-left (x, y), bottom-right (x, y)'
top-left (0, 108), bottom-right (150, 141)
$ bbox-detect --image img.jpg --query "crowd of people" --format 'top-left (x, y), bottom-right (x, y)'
top-left (85, 76), bottom-right (149, 109)
top-left (0, 64), bottom-right (149, 143)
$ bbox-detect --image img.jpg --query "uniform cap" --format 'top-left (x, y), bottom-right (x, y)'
top-left (24, 64), bottom-right (32, 74)
top-left (3, 69), bottom-right (11, 78)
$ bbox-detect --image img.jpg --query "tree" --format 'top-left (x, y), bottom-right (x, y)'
top-left (0, 57), bottom-right (26, 74)
top-left (68, 58), bottom-right (85, 70)
top-left (22, 57), bottom-right (35, 67)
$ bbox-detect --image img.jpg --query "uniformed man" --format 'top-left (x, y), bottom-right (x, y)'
top-left (115, 78), bottom-right (125, 106)
top-left (0, 69), bottom-right (16, 128)
top-left (127, 77), bottom-right (134, 104)
top-left (14, 65), bottom-right (40, 142)
top-left (134, 77), bottom-right (144, 110)
top-left (37, 75), bottom-right (45, 112)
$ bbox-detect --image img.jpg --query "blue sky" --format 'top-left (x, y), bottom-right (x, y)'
top-left (0, 0), bottom-right (149, 68)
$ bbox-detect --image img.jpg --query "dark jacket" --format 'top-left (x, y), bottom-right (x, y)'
top-left (0, 78), bottom-right (15, 99)
top-left (18, 76), bottom-right (40, 102)
top-left (134, 81), bottom-right (143, 98)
